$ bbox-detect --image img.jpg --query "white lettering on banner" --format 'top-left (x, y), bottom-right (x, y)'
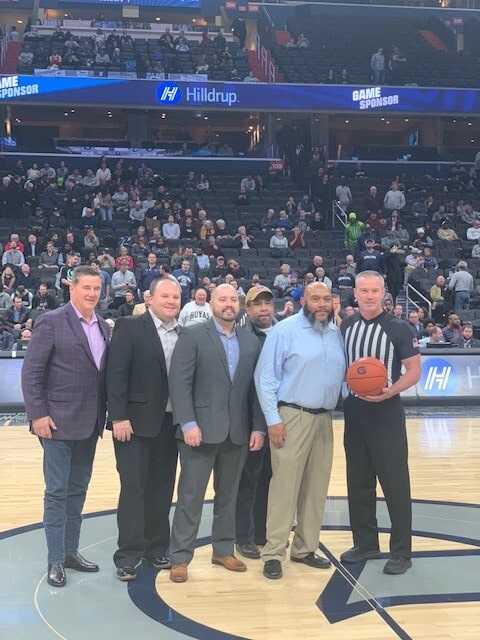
top-left (424, 366), bottom-right (451, 391)
top-left (160, 85), bottom-right (179, 102)
top-left (352, 86), bottom-right (399, 111)
top-left (465, 366), bottom-right (480, 388)
top-left (186, 86), bottom-right (238, 107)
top-left (0, 76), bottom-right (39, 100)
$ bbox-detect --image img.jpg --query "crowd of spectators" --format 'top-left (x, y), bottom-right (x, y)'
top-left (2, 154), bottom-right (480, 350)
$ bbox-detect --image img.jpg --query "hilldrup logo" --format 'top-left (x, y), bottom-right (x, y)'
top-left (157, 81), bottom-right (182, 105)
top-left (420, 357), bottom-right (458, 396)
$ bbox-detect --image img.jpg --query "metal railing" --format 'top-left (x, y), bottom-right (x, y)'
top-left (254, 32), bottom-right (276, 83)
top-left (405, 282), bottom-right (432, 318)
top-left (331, 201), bottom-right (347, 228)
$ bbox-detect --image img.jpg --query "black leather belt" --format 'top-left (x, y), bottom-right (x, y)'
top-left (278, 401), bottom-right (328, 415)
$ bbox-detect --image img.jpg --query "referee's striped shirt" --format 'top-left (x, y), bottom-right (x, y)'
top-left (341, 311), bottom-right (419, 388)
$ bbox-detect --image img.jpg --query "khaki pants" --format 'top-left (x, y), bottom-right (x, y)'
top-left (261, 405), bottom-right (333, 562)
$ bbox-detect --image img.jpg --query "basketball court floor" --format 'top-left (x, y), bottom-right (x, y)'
top-left (1, 408), bottom-right (479, 640)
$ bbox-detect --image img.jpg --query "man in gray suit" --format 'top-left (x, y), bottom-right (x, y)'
top-left (21, 265), bottom-right (109, 587)
top-left (168, 284), bottom-right (264, 583)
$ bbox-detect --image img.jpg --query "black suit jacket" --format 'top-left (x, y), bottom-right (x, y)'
top-left (106, 311), bottom-right (169, 436)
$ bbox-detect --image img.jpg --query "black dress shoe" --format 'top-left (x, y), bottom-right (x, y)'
top-left (340, 546), bottom-right (381, 564)
top-left (263, 559), bottom-right (283, 580)
top-left (116, 566), bottom-right (137, 581)
top-left (145, 556), bottom-right (172, 570)
top-left (383, 556), bottom-right (412, 575)
top-left (47, 563), bottom-right (66, 587)
top-left (236, 543), bottom-right (261, 559)
top-left (65, 551), bottom-right (99, 572)
top-left (291, 552), bottom-right (331, 569)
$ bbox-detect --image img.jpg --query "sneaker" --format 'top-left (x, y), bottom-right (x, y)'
top-left (383, 556), bottom-right (412, 575)
top-left (340, 546), bottom-right (381, 563)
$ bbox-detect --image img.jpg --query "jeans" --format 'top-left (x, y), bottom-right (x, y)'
top-left (455, 290), bottom-right (470, 310)
top-left (100, 206), bottom-right (113, 221)
top-left (41, 431), bottom-right (98, 563)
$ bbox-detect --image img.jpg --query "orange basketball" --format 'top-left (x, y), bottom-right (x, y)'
top-left (346, 357), bottom-right (388, 398)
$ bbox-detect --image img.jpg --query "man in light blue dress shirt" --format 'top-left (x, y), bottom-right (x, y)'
top-left (254, 282), bottom-right (345, 580)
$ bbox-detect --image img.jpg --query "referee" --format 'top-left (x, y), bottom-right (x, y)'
top-left (340, 270), bottom-right (421, 575)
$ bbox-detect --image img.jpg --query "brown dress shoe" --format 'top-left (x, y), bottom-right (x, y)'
top-left (170, 563), bottom-right (188, 583)
top-left (211, 555), bottom-right (247, 572)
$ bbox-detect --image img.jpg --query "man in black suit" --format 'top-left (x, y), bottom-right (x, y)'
top-left (453, 323), bottom-right (480, 348)
top-left (106, 278), bottom-right (181, 582)
top-left (168, 284), bottom-right (264, 583)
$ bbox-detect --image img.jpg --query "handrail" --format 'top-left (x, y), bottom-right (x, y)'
top-left (406, 282), bottom-right (432, 318)
top-left (332, 201), bottom-right (347, 228)
top-left (254, 32), bottom-right (276, 83)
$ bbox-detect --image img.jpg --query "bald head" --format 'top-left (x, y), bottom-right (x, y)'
top-left (302, 282), bottom-right (333, 330)
top-left (210, 284), bottom-right (239, 325)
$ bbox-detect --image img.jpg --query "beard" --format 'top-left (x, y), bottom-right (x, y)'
top-left (304, 307), bottom-right (331, 331)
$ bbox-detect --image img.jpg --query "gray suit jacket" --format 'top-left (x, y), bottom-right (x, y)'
top-left (21, 303), bottom-right (109, 440)
top-left (169, 318), bottom-right (262, 445)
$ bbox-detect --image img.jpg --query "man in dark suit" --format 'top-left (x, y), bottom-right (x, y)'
top-left (106, 278), bottom-right (181, 582)
top-left (4, 295), bottom-right (31, 338)
top-left (453, 323), bottom-right (480, 348)
top-left (21, 265), bottom-right (109, 587)
top-left (168, 283), bottom-right (264, 583)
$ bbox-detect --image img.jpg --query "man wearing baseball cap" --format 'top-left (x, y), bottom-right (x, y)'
top-left (344, 212), bottom-right (365, 254)
top-left (235, 285), bottom-right (276, 559)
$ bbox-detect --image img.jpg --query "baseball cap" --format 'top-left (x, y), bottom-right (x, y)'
top-left (245, 285), bottom-right (274, 305)
top-left (349, 212), bottom-right (357, 219)
top-left (417, 227), bottom-right (425, 234)
top-left (365, 238), bottom-right (375, 244)
top-left (411, 247), bottom-right (422, 254)
top-left (103, 247), bottom-right (110, 253)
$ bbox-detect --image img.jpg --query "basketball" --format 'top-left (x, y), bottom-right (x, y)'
top-left (346, 357), bottom-right (388, 397)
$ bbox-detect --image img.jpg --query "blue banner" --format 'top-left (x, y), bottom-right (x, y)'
top-left (58, 0), bottom-right (201, 6)
top-left (2, 75), bottom-right (480, 114)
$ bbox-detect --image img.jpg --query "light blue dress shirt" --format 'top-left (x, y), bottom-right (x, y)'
top-left (254, 310), bottom-right (346, 426)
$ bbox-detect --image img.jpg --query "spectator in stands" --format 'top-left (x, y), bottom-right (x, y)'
top-left (172, 259), bottom-right (196, 307)
top-left (175, 31), bottom-right (190, 52)
top-left (270, 228), bottom-right (290, 258)
top-left (412, 227), bottom-right (433, 250)
top-left (442, 313), bottom-right (462, 343)
top-left (289, 227), bottom-right (305, 251)
top-left (295, 210), bottom-right (310, 233)
top-left (98, 247), bottom-right (115, 271)
top-left (0, 320), bottom-right (15, 351)
top-left (79, 207), bottom-right (98, 230)
top-left (448, 261), bottom-right (473, 310)
top-left (344, 212), bottom-right (365, 253)
top-left (422, 247), bottom-right (438, 270)
top-left (2, 241), bottom-right (24, 268)
top-left (339, 68), bottom-right (350, 84)
top-left (32, 283), bottom-right (57, 311)
top-left (117, 289), bottom-right (136, 317)
top-left (12, 284), bottom-right (33, 310)
top-left (297, 193), bottom-right (315, 215)
top-left (453, 323), bottom-right (480, 348)
top-left (18, 44), bottom-right (34, 71)
top-left (226, 259), bottom-right (248, 280)
top-left (389, 45), bottom-right (407, 85)
top-left (234, 226), bottom-right (254, 250)
top-left (95, 191), bottom-right (113, 222)
top-left (332, 264), bottom-right (355, 292)
top-left (214, 30), bottom-right (227, 52)
top-left (233, 186), bottom-right (251, 209)
top-left (273, 264), bottom-right (294, 298)
top-left (196, 54), bottom-right (209, 74)
top-left (111, 261), bottom-right (136, 309)
top-left (1, 265), bottom-right (16, 294)
top-left (357, 238), bottom-right (385, 274)
top-left (314, 267), bottom-right (332, 289)
top-left (115, 246), bottom-right (134, 270)
top-left (407, 195), bottom-right (428, 225)
top-left (244, 71), bottom-right (260, 83)
top-left (129, 200), bottom-right (146, 229)
top-left (96, 161), bottom-right (111, 183)
top-left (437, 220), bottom-right (458, 242)
top-left (370, 46), bottom-right (385, 84)
top-left (275, 299), bottom-right (295, 321)
top-left (9, 26), bottom-right (20, 42)
top-left (296, 33), bottom-right (311, 48)
top-left (261, 208), bottom-right (277, 233)
top-left (241, 174), bottom-right (256, 192)
top-left (461, 203), bottom-right (480, 225)
top-left (363, 185), bottom-right (383, 218)
top-left (430, 275), bottom-right (450, 322)
top-left (471, 237), bottom-right (480, 258)
top-left (383, 181), bottom-right (406, 214)
top-left (467, 219), bottom-right (480, 241)
top-left (325, 69), bottom-right (336, 84)
top-left (335, 176), bottom-right (353, 212)
top-left (0, 282), bottom-right (12, 309)
top-left (4, 296), bottom-right (30, 338)
top-left (275, 209), bottom-right (294, 232)
top-left (112, 183), bottom-right (129, 213)
top-left (407, 310), bottom-right (424, 339)
top-left (431, 204), bottom-right (451, 225)
top-left (39, 241), bottom-right (59, 270)
top-left (203, 235), bottom-right (223, 260)
top-left (215, 219), bottom-right (235, 246)
top-left (419, 325), bottom-right (444, 346)
top-left (49, 50), bottom-right (63, 69)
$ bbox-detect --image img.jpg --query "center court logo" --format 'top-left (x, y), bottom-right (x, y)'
top-left (420, 357), bottom-right (458, 395)
top-left (157, 81), bottom-right (182, 105)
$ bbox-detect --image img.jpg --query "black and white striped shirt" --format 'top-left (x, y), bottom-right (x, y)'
top-left (341, 311), bottom-right (419, 386)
